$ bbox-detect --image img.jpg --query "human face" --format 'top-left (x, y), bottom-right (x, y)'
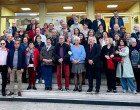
top-left (29, 43), bottom-right (34, 49)
top-left (79, 34), bottom-right (83, 40)
top-left (83, 24), bottom-right (88, 29)
top-left (12, 22), bottom-right (16, 27)
top-left (14, 32), bottom-right (19, 38)
top-left (36, 28), bottom-right (40, 35)
top-left (105, 39), bottom-right (109, 45)
top-left (89, 31), bottom-right (94, 36)
top-left (47, 39), bottom-right (51, 46)
top-left (4, 31), bottom-right (8, 36)
top-left (99, 25), bottom-right (103, 31)
top-left (120, 40), bottom-right (124, 46)
top-left (49, 24), bottom-right (54, 30)
top-left (67, 37), bottom-right (71, 43)
top-left (31, 19), bottom-right (35, 24)
top-left (20, 27), bottom-right (24, 32)
top-left (88, 37), bottom-right (94, 45)
top-left (52, 31), bottom-right (57, 36)
top-left (134, 26), bottom-right (139, 32)
top-left (74, 18), bottom-right (79, 24)
top-left (74, 39), bottom-right (80, 45)
top-left (8, 34), bottom-right (13, 41)
top-left (0, 40), bottom-right (6, 48)
top-left (103, 32), bottom-right (108, 39)
top-left (74, 29), bottom-right (79, 34)
top-left (82, 14), bottom-right (87, 19)
top-left (131, 41), bottom-right (137, 47)
top-left (59, 36), bottom-right (64, 44)
top-left (96, 13), bottom-right (101, 20)
top-left (14, 41), bottom-right (20, 49)
top-left (114, 24), bottom-right (119, 31)
top-left (36, 37), bottom-right (41, 43)
top-left (125, 34), bottom-right (131, 41)
top-left (36, 24), bottom-right (40, 28)
top-left (114, 11), bottom-right (118, 17)
top-left (114, 34), bottom-right (120, 41)
top-left (23, 37), bottom-right (28, 44)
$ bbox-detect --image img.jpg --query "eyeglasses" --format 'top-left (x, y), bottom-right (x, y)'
top-left (1, 43), bottom-right (5, 45)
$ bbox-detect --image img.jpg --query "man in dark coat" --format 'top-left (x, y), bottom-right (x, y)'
top-left (80, 14), bottom-right (92, 29)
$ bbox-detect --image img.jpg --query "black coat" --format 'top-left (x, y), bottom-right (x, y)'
top-left (101, 45), bottom-right (114, 68)
top-left (54, 43), bottom-right (70, 65)
top-left (85, 44), bottom-right (102, 68)
top-left (35, 42), bottom-right (45, 52)
top-left (92, 19), bottom-right (106, 32)
top-left (80, 18), bottom-right (92, 29)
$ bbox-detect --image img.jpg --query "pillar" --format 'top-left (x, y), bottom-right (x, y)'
top-left (39, 3), bottom-right (46, 28)
top-left (87, 0), bottom-right (95, 21)
top-left (0, 6), bottom-right (2, 36)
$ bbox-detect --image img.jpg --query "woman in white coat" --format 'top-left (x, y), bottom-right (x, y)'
top-left (116, 38), bottom-right (137, 94)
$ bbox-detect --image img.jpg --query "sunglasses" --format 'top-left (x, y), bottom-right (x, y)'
top-left (1, 43), bottom-right (5, 45)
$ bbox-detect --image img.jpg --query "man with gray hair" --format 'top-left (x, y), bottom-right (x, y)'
top-left (8, 21), bottom-right (19, 37)
top-left (80, 14), bottom-right (92, 29)
top-left (6, 34), bottom-right (14, 50)
top-left (71, 17), bottom-right (83, 30)
top-left (0, 30), bottom-right (8, 41)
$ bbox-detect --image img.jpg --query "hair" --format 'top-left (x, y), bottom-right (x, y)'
top-left (124, 33), bottom-right (131, 38)
top-left (74, 28), bottom-right (80, 35)
top-left (49, 23), bottom-right (54, 26)
top-left (65, 36), bottom-right (71, 42)
top-left (130, 38), bottom-right (137, 43)
top-left (7, 34), bottom-right (12, 39)
top-left (74, 36), bottom-right (80, 41)
top-left (98, 24), bottom-right (103, 29)
top-left (133, 24), bottom-right (140, 30)
top-left (35, 35), bottom-right (41, 42)
top-left (47, 37), bottom-right (51, 41)
top-left (79, 33), bottom-right (86, 44)
top-left (117, 38), bottom-right (127, 47)
top-left (83, 23), bottom-right (89, 28)
top-left (114, 10), bottom-right (118, 13)
top-left (101, 31), bottom-right (109, 38)
top-left (44, 23), bottom-right (48, 28)
top-left (29, 41), bottom-right (35, 45)
top-left (88, 29), bottom-right (95, 37)
top-left (30, 24), bottom-right (36, 30)
top-left (0, 39), bottom-right (6, 43)
top-left (106, 38), bottom-right (113, 45)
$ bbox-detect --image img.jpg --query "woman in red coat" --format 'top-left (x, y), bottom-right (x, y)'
top-left (28, 24), bottom-right (36, 41)
top-left (25, 41), bottom-right (40, 90)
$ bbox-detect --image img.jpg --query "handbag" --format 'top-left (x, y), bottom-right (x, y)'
top-left (107, 58), bottom-right (115, 70)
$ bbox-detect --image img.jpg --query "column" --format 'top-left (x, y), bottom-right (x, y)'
top-left (0, 6), bottom-right (2, 36)
top-left (39, 3), bottom-right (46, 28)
top-left (87, 0), bottom-right (95, 21)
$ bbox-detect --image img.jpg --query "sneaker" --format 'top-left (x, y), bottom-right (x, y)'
top-left (45, 87), bottom-right (49, 90)
top-left (133, 91), bottom-right (137, 94)
top-left (57, 87), bottom-right (63, 91)
top-left (42, 80), bottom-right (45, 84)
top-left (7, 91), bottom-right (14, 96)
top-left (36, 79), bottom-right (39, 84)
top-left (113, 90), bottom-right (117, 93)
top-left (33, 86), bottom-right (37, 90)
top-left (107, 89), bottom-right (112, 92)
top-left (123, 90), bottom-right (127, 93)
top-left (65, 88), bottom-right (69, 92)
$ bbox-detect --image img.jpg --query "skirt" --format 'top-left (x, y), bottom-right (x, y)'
top-left (72, 63), bottom-right (86, 74)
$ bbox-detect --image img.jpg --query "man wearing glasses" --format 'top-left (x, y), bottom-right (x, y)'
top-left (0, 40), bottom-right (9, 96)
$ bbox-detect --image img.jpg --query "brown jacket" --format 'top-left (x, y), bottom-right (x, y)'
top-left (40, 45), bottom-right (55, 66)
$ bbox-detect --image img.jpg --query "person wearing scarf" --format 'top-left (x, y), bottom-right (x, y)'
top-left (25, 41), bottom-right (40, 90)
top-left (116, 39), bottom-right (137, 94)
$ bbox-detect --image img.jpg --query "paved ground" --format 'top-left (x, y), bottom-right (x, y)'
top-left (0, 101), bottom-right (139, 110)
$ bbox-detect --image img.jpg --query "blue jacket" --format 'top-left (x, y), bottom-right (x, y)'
top-left (7, 48), bottom-right (26, 70)
top-left (92, 19), bottom-right (106, 32)
top-left (110, 17), bottom-right (124, 30)
top-left (20, 43), bottom-right (29, 52)
top-left (129, 45), bottom-right (140, 67)
top-left (6, 40), bottom-right (14, 50)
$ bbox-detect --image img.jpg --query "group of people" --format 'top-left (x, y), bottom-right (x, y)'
top-left (0, 10), bottom-right (140, 97)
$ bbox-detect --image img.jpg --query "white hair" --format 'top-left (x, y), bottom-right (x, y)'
top-left (130, 38), bottom-right (136, 43)
top-left (133, 24), bottom-right (140, 30)
top-left (6, 34), bottom-right (12, 39)
top-left (74, 36), bottom-right (80, 41)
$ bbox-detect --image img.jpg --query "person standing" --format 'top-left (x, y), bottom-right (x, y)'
top-left (129, 38), bottom-right (140, 92)
top-left (7, 40), bottom-right (26, 96)
top-left (0, 40), bottom-right (9, 96)
top-left (54, 36), bottom-right (71, 91)
top-left (80, 14), bottom-right (92, 29)
top-left (101, 38), bottom-right (117, 93)
top-left (70, 37), bottom-right (86, 92)
top-left (116, 39), bottom-right (137, 94)
top-left (85, 37), bottom-right (102, 93)
top-left (40, 38), bottom-right (55, 90)
top-left (110, 10), bottom-right (124, 31)
top-left (26, 41), bottom-right (40, 90)
top-left (8, 21), bottom-right (19, 37)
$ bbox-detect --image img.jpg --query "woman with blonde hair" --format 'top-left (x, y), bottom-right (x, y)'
top-left (101, 38), bottom-right (117, 93)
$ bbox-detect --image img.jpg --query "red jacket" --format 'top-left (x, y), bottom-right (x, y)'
top-left (25, 48), bottom-right (40, 67)
top-left (29, 30), bottom-right (36, 41)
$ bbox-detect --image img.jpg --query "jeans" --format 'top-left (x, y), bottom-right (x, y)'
top-left (88, 64), bottom-right (101, 91)
top-left (42, 65), bottom-right (53, 87)
top-left (120, 78), bottom-right (136, 92)
top-left (57, 64), bottom-right (70, 88)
